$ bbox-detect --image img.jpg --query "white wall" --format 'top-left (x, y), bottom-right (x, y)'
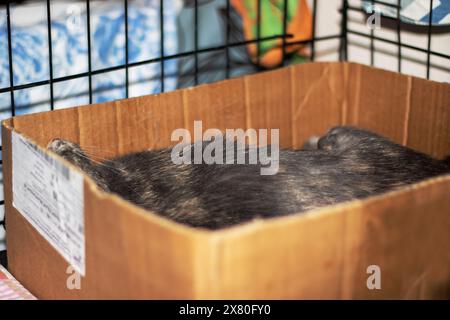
top-left (309, 0), bottom-right (450, 83)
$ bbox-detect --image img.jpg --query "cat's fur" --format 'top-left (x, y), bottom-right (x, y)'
top-left (48, 126), bottom-right (450, 229)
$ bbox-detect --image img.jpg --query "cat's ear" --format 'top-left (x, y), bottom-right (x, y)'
top-left (47, 138), bottom-right (65, 151)
top-left (48, 139), bottom-right (82, 157)
top-left (318, 133), bottom-right (338, 151)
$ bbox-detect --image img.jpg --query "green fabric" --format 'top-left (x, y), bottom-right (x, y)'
top-left (243, 0), bottom-right (299, 56)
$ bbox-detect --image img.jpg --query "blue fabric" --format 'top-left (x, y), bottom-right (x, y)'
top-left (362, 0), bottom-right (450, 26)
top-left (0, 0), bottom-right (178, 120)
top-left (176, 0), bottom-right (257, 88)
top-left (420, 0), bottom-right (450, 23)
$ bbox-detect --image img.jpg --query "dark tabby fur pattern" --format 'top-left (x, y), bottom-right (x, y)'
top-left (48, 126), bottom-right (450, 229)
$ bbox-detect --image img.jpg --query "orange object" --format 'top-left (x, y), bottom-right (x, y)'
top-left (231, 0), bottom-right (312, 67)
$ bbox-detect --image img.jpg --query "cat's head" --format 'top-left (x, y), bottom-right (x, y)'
top-left (317, 126), bottom-right (385, 153)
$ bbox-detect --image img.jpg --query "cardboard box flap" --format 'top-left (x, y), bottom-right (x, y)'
top-left (407, 77), bottom-right (450, 159)
top-left (345, 62), bottom-right (450, 158)
top-left (290, 62), bottom-right (348, 148)
top-left (345, 63), bottom-right (413, 145)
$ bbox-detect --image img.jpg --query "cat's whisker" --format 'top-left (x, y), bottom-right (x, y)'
top-left (78, 146), bottom-right (117, 155)
top-left (76, 150), bottom-right (116, 162)
top-left (71, 149), bottom-right (122, 172)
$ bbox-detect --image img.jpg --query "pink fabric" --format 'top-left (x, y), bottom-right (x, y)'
top-left (0, 265), bottom-right (36, 300)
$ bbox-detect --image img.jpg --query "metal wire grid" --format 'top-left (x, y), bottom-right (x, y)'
top-left (0, 0), bottom-right (449, 231)
top-left (345, 0), bottom-right (450, 74)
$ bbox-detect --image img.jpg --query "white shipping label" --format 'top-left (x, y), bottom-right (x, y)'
top-left (12, 132), bottom-right (85, 276)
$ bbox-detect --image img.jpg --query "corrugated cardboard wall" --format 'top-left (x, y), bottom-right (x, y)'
top-left (9, 62), bottom-right (450, 158)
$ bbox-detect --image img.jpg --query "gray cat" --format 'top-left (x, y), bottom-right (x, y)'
top-left (48, 126), bottom-right (450, 229)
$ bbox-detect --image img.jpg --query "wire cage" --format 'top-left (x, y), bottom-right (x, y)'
top-left (0, 0), bottom-right (449, 264)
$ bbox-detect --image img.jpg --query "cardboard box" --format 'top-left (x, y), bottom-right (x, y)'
top-left (2, 62), bottom-right (450, 299)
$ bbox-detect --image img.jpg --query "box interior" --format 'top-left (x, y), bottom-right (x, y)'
top-left (3, 62), bottom-right (450, 299)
